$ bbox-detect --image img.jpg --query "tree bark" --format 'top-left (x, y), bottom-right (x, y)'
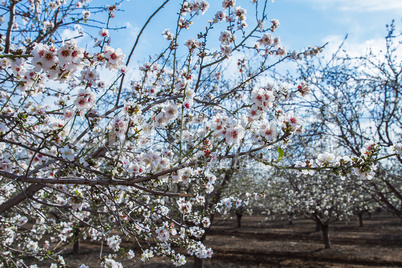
top-left (321, 222), bottom-right (331, 249)
top-left (73, 225), bottom-right (80, 254)
top-left (315, 221), bottom-right (321, 232)
top-left (236, 212), bottom-right (242, 228)
top-left (193, 255), bottom-right (204, 268)
top-left (358, 212), bottom-right (363, 227)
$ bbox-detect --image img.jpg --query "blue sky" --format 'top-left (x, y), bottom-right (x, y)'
top-left (97, 0), bottom-right (401, 60)
top-left (268, 0), bottom-right (401, 49)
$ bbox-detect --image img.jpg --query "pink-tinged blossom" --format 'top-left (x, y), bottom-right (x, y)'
top-left (276, 46), bottom-right (286, 57)
top-left (11, 58), bottom-right (25, 76)
top-left (165, 103), bottom-right (179, 120)
top-left (202, 217), bottom-right (211, 228)
top-left (177, 198), bottom-right (192, 214)
top-left (361, 141), bottom-right (377, 156)
top-left (110, 116), bottom-right (127, 138)
top-left (123, 101), bottom-right (142, 118)
top-left (283, 113), bottom-right (302, 132)
top-left (74, 89), bottom-right (95, 110)
top-left (103, 46), bottom-right (125, 70)
top-left (270, 19), bottom-right (280, 31)
top-left (155, 112), bottom-right (169, 126)
top-left (259, 33), bottom-right (273, 46)
top-left (184, 88), bottom-right (195, 108)
top-left (43, 240), bottom-right (50, 250)
top-left (32, 43), bottom-right (58, 71)
top-left (80, 68), bottom-right (99, 83)
top-left (221, 197), bottom-right (232, 209)
top-left (222, 0), bottom-right (235, 9)
top-left (259, 122), bottom-right (277, 142)
top-left (99, 28), bottom-right (109, 37)
top-left (57, 40), bottom-right (84, 70)
top-left (273, 36), bottom-right (281, 47)
top-left (119, 66), bottom-right (127, 74)
top-left (248, 104), bottom-right (263, 118)
top-left (0, 158), bottom-right (12, 172)
top-left (82, 10), bottom-right (90, 19)
top-left (298, 81), bottom-right (310, 96)
top-left (221, 45), bottom-right (232, 57)
top-left (178, 17), bottom-right (191, 29)
top-left (219, 30), bottom-right (235, 45)
top-left (173, 253), bottom-right (187, 266)
top-left (211, 114), bottom-right (227, 134)
top-left (127, 163), bottom-right (144, 175)
top-left (225, 124), bottom-right (245, 145)
top-left (180, 167), bottom-right (195, 184)
top-left (235, 6), bottom-right (247, 21)
top-left (184, 38), bottom-right (201, 51)
top-left (156, 226), bottom-right (170, 242)
top-left (251, 88), bottom-right (275, 111)
top-left (213, 11), bottom-right (226, 22)
top-left (162, 28), bottom-right (173, 40)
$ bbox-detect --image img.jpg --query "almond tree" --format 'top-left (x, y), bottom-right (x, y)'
top-left (267, 168), bottom-right (361, 249)
top-left (0, 1), bottom-right (326, 267)
top-left (293, 21), bottom-right (402, 219)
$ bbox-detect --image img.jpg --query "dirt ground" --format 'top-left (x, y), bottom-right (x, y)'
top-left (28, 212), bottom-right (402, 267)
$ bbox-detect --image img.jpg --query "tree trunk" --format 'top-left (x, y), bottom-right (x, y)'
top-left (236, 213), bottom-right (242, 228)
top-left (73, 226), bottom-right (80, 255)
top-left (315, 221), bottom-right (321, 232)
top-left (320, 222), bottom-right (331, 249)
top-left (358, 212), bottom-right (363, 227)
top-left (193, 255), bottom-right (204, 268)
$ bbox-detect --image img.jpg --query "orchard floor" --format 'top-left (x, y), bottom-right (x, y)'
top-left (33, 213), bottom-right (402, 267)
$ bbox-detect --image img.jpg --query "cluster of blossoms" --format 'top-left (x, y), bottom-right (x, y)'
top-left (216, 191), bottom-right (264, 215)
top-left (181, 0), bottom-right (210, 16)
top-left (293, 141), bottom-right (381, 181)
top-left (250, 87), bottom-right (276, 117)
top-left (74, 88), bottom-right (96, 110)
top-left (211, 114), bottom-right (246, 145)
top-left (252, 120), bottom-right (278, 144)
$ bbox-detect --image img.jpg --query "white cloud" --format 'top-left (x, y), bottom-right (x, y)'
top-left (60, 25), bottom-right (84, 42)
top-left (321, 34), bottom-right (386, 58)
top-left (296, 0), bottom-right (402, 12)
top-left (125, 22), bottom-right (140, 40)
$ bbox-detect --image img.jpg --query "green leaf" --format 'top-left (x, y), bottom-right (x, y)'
top-left (277, 147), bottom-right (284, 163)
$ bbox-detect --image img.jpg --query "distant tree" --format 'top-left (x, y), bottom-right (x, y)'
top-left (292, 21), bottom-right (402, 219)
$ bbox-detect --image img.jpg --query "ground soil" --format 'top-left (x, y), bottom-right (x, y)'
top-left (28, 212), bottom-right (402, 267)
